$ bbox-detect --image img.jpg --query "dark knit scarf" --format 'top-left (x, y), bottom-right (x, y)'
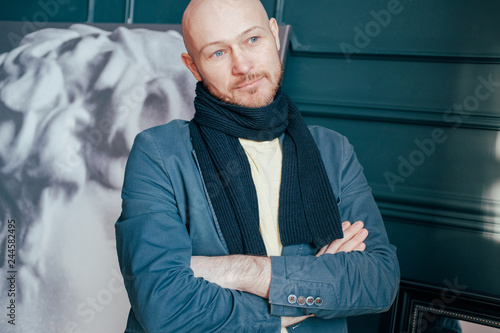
top-left (189, 82), bottom-right (343, 255)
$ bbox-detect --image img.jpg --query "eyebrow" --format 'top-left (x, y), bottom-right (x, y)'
top-left (199, 26), bottom-right (266, 54)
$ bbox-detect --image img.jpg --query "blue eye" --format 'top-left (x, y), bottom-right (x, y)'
top-left (214, 50), bottom-right (224, 57)
top-left (249, 36), bottom-right (259, 43)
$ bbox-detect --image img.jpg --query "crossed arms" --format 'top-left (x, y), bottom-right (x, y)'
top-left (115, 125), bottom-right (400, 332)
top-left (191, 220), bottom-right (369, 328)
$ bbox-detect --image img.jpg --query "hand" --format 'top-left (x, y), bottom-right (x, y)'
top-left (316, 221), bottom-right (368, 257)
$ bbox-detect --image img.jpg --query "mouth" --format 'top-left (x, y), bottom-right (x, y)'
top-left (234, 76), bottom-right (264, 90)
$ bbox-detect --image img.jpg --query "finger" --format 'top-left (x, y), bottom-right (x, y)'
top-left (340, 228), bottom-right (368, 252)
top-left (342, 221), bottom-right (351, 231)
top-left (315, 245), bottom-right (328, 257)
top-left (342, 221), bottom-right (364, 239)
top-left (316, 221), bottom-right (351, 256)
top-left (337, 228), bottom-right (368, 253)
top-left (325, 221), bottom-right (364, 254)
top-left (322, 221), bottom-right (363, 255)
top-left (353, 242), bottom-right (366, 252)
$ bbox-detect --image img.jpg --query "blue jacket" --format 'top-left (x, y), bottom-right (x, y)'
top-left (115, 120), bottom-right (400, 332)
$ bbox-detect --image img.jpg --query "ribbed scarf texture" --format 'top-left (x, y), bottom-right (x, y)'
top-left (189, 82), bottom-right (343, 255)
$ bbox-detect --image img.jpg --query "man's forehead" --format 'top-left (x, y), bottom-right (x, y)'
top-left (185, 0), bottom-right (266, 14)
top-left (183, 0), bottom-right (269, 44)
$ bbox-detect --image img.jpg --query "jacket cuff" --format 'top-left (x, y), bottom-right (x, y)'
top-left (269, 256), bottom-right (304, 316)
top-left (269, 256), bottom-right (335, 316)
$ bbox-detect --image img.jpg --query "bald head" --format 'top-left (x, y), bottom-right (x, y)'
top-left (180, 0), bottom-right (282, 108)
top-left (182, 0), bottom-right (271, 57)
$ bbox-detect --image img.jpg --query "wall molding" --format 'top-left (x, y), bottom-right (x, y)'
top-left (289, 35), bottom-right (500, 65)
top-left (297, 100), bottom-right (500, 131)
top-left (297, 99), bottom-right (500, 233)
top-left (275, 0), bottom-right (286, 25)
top-left (371, 185), bottom-right (500, 234)
top-left (123, 0), bottom-right (135, 23)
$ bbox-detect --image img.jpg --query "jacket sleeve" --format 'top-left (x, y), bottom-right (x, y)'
top-left (268, 131), bottom-right (400, 319)
top-left (115, 131), bottom-right (281, 333)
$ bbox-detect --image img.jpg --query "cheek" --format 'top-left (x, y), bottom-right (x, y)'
top-left (266, 60), bottom-right (282, 83)
top-left (263, 49), bottom-right (281, 72)
top-left (203, 65), bottom-right (231, 85)
top-left (208, 75), bottom-right (230, 92)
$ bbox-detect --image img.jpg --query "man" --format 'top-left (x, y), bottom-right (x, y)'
top-left (115, 0), bottom-right (400, 332)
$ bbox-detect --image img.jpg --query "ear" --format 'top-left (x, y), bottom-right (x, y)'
top-left (269, 18), bottom-right (280, 52)
top-left (181, 53), bottom-right (202, 81)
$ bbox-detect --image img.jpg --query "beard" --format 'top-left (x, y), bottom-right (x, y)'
top-left (202, 63), bottom-right (283, 108)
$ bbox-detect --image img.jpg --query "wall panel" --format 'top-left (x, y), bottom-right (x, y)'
top-left (0, 0), bottom-right (89, 22)
top-left (282, 0), bottom-right (500, 57)
top-left (261, 0), bottom-right (279, 19)
top-left (304, 117), bottom-right (500, 232)
top-left (386, 220), bottom-right (500, 297)
top-left (132, 0), bottom-right (278, 24)
top-left (93, 0), bottom-right (127, 22)
top-left (133, 0), bottom-right (190, 23)
top-left (284, 56), bottom-right (500, 128)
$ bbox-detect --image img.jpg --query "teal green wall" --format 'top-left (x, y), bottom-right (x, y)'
top-left (2, 1), bottom-right (500, 331)
top-left (281, 0), bottom-right (500, 322)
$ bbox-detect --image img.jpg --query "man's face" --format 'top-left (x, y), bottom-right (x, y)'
top-left (182, 0), bottom-right (283, 108)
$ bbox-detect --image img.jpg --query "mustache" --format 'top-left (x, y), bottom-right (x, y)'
top-left (231, 72), bottom-right (270, 89)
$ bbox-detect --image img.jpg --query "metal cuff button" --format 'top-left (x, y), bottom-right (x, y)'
top-left (314, 297), bottom-right (323, 306)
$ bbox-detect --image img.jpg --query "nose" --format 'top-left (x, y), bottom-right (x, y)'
top-left (231, 49), bottom-right (253, 76)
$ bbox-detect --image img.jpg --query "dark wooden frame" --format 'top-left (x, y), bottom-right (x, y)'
top-left (388, 281), bottom-right (500, 333)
